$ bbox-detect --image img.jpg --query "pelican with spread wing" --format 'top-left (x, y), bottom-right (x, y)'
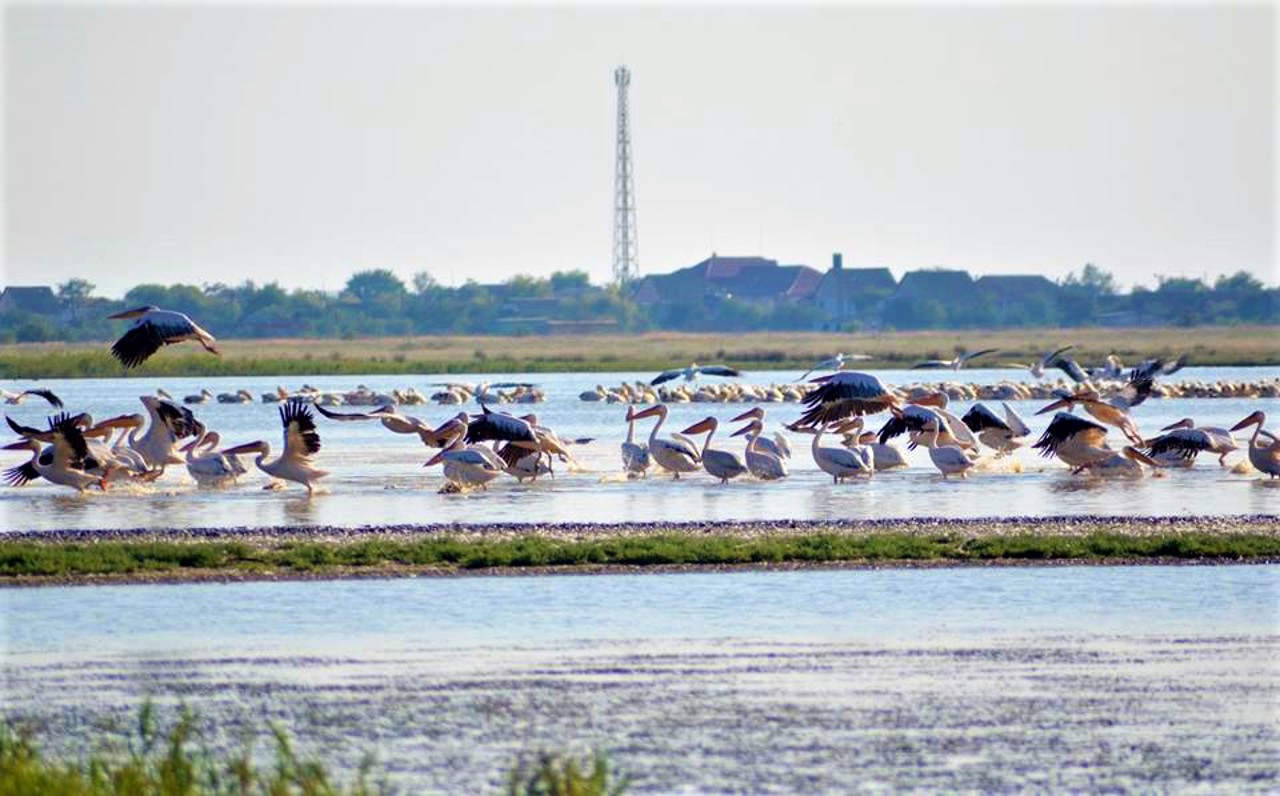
top-left (650, 363), bottom-right (741, 386)
top-left (108, 306), bottom-right (220, 369)
top-left (222, 398), bottom-right (328, 494)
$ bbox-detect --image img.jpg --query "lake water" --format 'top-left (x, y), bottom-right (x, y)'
top-left (3, 565), bottom-right (1277, 791)
top-left (1, 367), bottom-right (1276, 532)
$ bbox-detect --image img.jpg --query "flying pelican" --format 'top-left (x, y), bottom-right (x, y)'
top-left (650, 363), bottom-right (742, 386)
top-left (2, 412), bottom-right (102, 491)
top-left (3, 388), bottom-right (63, 408)
top-left (181, 430), bottom-right (244, 488)
top-left (1031, 412), bottom-right (1115, 472)
top-left (682, 417), bottom-right (748, 484)
top-left (729, 407), bottom-right (791, 460)
top-left (961, 402), bottom-right (1031, 455)
top-left (1147, 418), bottom-right (1239, 467)
top-left (107, 306), bottom-right (220, 369)
top-left (791, 371), bottom-right (898, 430)
top-left (222, 398), bottom-right (328, 494)
top-left (912, 348), bottom-right (997, 370)
top-left (793, 422), bottom-right (872, 483)
top-left (621, 406), bottom-right (652, 478)
top-left (314, 403), bottom-right (454, 448)
top-left (123, 395), bottom-right (201, 474)
top-left (798, 353), bottom-right (873, 381)
top-left (1001, 345), bottom-right (1075, 379)
top-left (730, 419), bottom-right (789, 480)
top-left (916, 417), bottom-right (976, 479)
top-left (629, 404), bottom-right (701, 477)
top-left (1230, 411), bottom-right (1280, 478)
top-left (1035, 371), bottom-right (1153, 445)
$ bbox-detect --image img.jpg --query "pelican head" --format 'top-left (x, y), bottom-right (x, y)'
top-left (1230, 410), bottom-right (1266, 432)
top-left (1121, 446), bottom-right (1161, 467)
top-left (907, 391), bottom-right (948, 409)
top-left (1160, 417), bottom-right (1194, 432)
top-left (631, 405), bottom-right (668, 421)
top-left (1035, 398), bottom-right (1073, 416)
top-left (730, 420), bottom-right (763, 438)
top-left (730, 407), bottom-right (764, 423)
top-left (682, 417), bottom-right (717, 435)
top-left (106, 305), bottom-right (157, 320)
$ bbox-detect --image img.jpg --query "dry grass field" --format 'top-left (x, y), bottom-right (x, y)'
top-left (0, 326), bottom-right (1275, 378)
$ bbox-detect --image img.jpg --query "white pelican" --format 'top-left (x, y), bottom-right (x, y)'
top-left (630, 404), bottom-right (701, 477)
top-left (730, 419), bottom-right (789, 481)
top-left (184, 388), bottom-right (214, 405)
top-left (216, 390), bottom-right (253, 404)
top-left (904, 392), bottom-right (980, 451)
top-left (314, 403), bottom-right (453, 449)
top-left (876, 404), bottom-right (974, 454)
top-left (1035, 381), bottom-right (1149, 445)
top-left (1001, 345), bottom-right (1075, 380)
top-left (792, 371), bottom-right (898, 429)
top-left (425, 438), bottom-right (505, 490)
top-left (961, 402), bottom-right (1030, 455)
top-left (1147, 418), bottom-right (1239, 467)
top-left (1032, 412), bottom-right (1115, 472)
top-left (798, 352), bottom-right (873, 381)
top-left (621, 406), bottom-right (652, 478)
top-left (182, 430), bottom-right (244, 488)
top-left (834, 419), bottom-right (876, 474)
top-left (1231, 411), bottom-right (1280, 478)
top-left (849, 429), bottom-right (907, 471)
top-left (3, 388), bottom-right (63, 408)
top-left (682, 417), bottom-right (748, 484)
top-left (222, 399), bottom-right (328, 494)
top-left (127, 395), bottom-right (201, 473)
top-left (107, 306), bottom-right (220, 369)
top-left (2, 413), bottom-right (102, 491)
top-left (650, 363), bottom-right (742, 386)
top-left (912, 348), bottom-right (997, 370)
top-left (1081, 446), bottom-right (1163, 478)
top-left (795, 422), bottom-right (872, 483)
top-left (729, 407), bottom-right (791, 460)
top-left (919, 418), bottom-right (976, 479)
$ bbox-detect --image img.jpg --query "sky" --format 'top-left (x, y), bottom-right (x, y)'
top-left (3, 2), bottom-right (1275, 298)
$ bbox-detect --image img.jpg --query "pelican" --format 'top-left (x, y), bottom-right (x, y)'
top-left (912, 349), bottom-right (997, 370)
top-left (682, 417), bottom-right (748, 483)
top-left (798, 352), bottom-right (873, 381)
top-left (184, 388), bottom-right (214, 405)
top-left (181, 430), bottom-right (244, 488)
top-left (791, 371), bottom-right (898, 430)
top-left (314, 403), bottom-right (453, 448)
top-left (730, 419), bottom-right (789, 480)
top-left (107, 306), bottom-right (220, 369)
top-left (1035, 376), bottom-right (1150, 445)
top-left (105, 396), bottom-right (201, 474)
top-left (629, 404), bottom-right (701, 477)
top-left (919, 417), bottom-right (976, 479)
top-left (848, 429), bottom-right (907, 471)
top-left (222, 398), bottom-right (328, 494)
top-left (216, 390), bottom-right (253, 404)
top-left (877, 404), bottom-right (975, 454)
top-left (729, 407), bottom-right (791, 460)
top-left (1148, 418), bottom-right (1239, 467)
top-left (1082, 446), bottom-right (1163, 478)
top-left (1230, 411), bottom-right (1280, 478)
top-left (1032, 412), bottom-right (1115, 472)
top-left (621, 406), bottom-right (652, 478)
top-left (1001, 345), bottom-right (1075, 380)
top-left (650, 363), bottom-right (742, 386)
top-left (2, 412), bottom-right (102, 491)
top-left (3, 388), bottom-right (63, 408)
top-left (961, 402), bottom-right (1030, 455)
top-left (795, 422), bottom-right (872, 483)
top-left (425, 437), bottom-right (505, 490)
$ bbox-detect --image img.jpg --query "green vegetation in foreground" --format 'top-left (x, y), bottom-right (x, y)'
top-left (0, 703), bottom-right (628, 796)
top-left (1, 532), bottom-right (1277, 580)
top-left (2, 325), bottom-right (1277, 378)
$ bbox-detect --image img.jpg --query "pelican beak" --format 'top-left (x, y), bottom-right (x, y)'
top-left (631, 406), bottom-right (663, 420)
top-left (424, 450), bottom-right (445, 467)
top-left (730, 424), bottom-right (753, 438)
top-left (221, 442), bottom-right (263, 456)
top-left (1036, 399), bottom-right (1070, 415)
top-left (1230, 412), bottom-right (1263, 432)
top-left (682, 418), bottom-right (714, 435)
top-left (2, 441), bottom-right (33, 451)
top-left (1122, 446), bottom-right (1161, 467)
top-left (1160, 418), bottom-right (1190, 432)
top-left (908, 392), bottom-right (945, 408)
top-left (180, 438), bottom-right (199, 453)
top-left (730, 408), bottom-right (760, 423)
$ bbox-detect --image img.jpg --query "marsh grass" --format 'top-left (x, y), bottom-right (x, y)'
top-left (2, 532), bottom-right (1276, 580)
top-left (2, 326), bottom-right (1275, 378)
top-left (505, 751), bottom-right (630, 796)
top-left (0, 702), bottom-right (384, 796)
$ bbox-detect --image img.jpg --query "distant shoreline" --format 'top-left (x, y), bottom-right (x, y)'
top-left (1, 326), bottom-right (1276, 379)
top-left (3, 515), bottom-right (1276, 588)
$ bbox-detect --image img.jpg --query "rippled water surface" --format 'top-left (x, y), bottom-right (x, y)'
top-left (1, 367), bottom-right (1276, 531)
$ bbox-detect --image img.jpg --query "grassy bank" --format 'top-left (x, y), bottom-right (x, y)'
top-left (0, 704), bottom-right (627, 796)
top-left (1, 327), bottom-right (1275, 378)
top-left (2, 531), bottom-right (1277, 583)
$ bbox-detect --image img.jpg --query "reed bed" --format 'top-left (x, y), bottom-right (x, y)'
top-left (1, 327), bottom-right (1275, 378)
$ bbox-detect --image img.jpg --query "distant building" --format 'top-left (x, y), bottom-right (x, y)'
top-left (632, 254), bottom-right (821, 307)
top-left (974, 274), bottom-right (1062, 321)
top-left (0, 286), bottom-right (62, 316)
top-left (892, 269), bottom-right (980, 304)
top-left (811, 254), bottom-right (897, 328)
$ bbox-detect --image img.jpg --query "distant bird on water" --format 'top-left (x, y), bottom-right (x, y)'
top-left (650, 363), bottom-right (742, 386)
top-left (912, 349), bottom-right (997, 370)
top-left (108, 306), bottom-right (220, 369)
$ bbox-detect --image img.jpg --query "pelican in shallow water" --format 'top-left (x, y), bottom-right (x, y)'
top-left (1231, 411), bottom-right (1280, 478)
top-left (794, 422), bottom-right (872, 483)
top-left (222, 398), bottom-right (328, 494)
top-left (621, 406), bottom-right (652, 478)
top-left (1145, 418), bottom-right (1239, 467)
top-left (629, 404), bottom-right (701, 478)
top-left (730, 419), bottom-right (788, 481)
top-left (3, 412), bottom-right (102, 491)
top-left (682, 416), bottom-right (748, 484)
top-left (182, 430), bottom-right (246, 488)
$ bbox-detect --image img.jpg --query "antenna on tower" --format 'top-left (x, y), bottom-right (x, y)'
top-left (612, 65), bottom-right (639, 289)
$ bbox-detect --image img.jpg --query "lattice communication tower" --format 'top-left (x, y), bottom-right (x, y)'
top-left (612, 66), bottom-right (639, 288)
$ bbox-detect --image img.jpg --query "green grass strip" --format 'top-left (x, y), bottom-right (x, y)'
top-left (1, 532), bottom-right (1277, 580)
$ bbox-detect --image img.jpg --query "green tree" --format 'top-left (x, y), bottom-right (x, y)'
top-left (56, 279), bottom-right (95, 321)
top-left (344, 269), bottom-right (407, 304)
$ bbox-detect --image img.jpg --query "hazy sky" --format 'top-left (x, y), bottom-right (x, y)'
top-left (4, 2), bottom-right (1275, 298)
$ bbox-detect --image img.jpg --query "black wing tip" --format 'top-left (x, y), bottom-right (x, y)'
top-left (3, 461), bottom-right (39, 487)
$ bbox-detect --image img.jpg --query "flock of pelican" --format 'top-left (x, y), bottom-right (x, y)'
top-left (0, 307), bottom-right (1272, 496)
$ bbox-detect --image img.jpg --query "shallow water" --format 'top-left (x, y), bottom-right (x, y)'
top-left (1, 367), bottom-right (1276, 531)
top-left (3, 566), bottom-right (1277, 792)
